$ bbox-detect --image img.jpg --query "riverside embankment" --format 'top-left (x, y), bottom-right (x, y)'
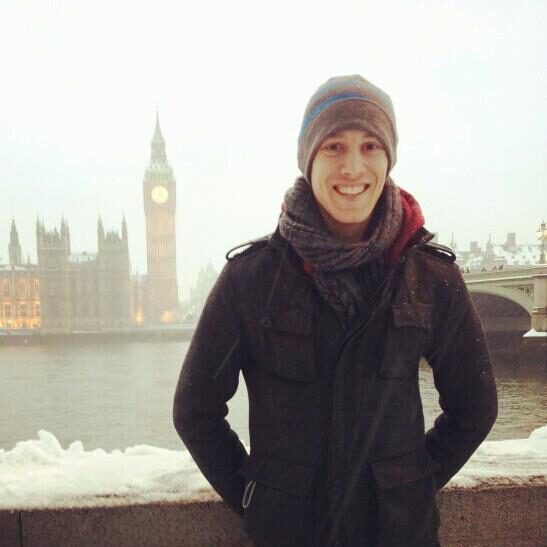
top-left (1, 481), bottom-right (546, 547)
top-left (1, 429), bottom-right (546, 547)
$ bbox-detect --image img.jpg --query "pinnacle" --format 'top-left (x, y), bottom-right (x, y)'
top-left (153, 109), bottom-right (164, 142)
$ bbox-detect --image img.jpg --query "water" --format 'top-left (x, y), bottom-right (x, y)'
top-left (0, 342), bottom-right (545, 451)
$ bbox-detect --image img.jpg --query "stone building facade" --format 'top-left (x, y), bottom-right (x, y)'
top-left (0, 221), bottom-right (41, 329)
top-left (36, 217), bottom-right (132, 333)
top-left (2, 114), bottom-right (180, 332)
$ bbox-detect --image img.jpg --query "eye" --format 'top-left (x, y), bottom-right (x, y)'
top-left (363, 141), bottom-right (382, 151)
top-left (321, 142), bottom-right (344, 155)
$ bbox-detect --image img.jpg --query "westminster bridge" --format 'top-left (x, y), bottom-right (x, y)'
top-left (463, 265), bottom-right (547, 332)
top-left (463, 265), bottom-right (547, 365)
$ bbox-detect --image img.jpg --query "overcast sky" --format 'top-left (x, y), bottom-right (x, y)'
top-left (1, 0), bottom-right (546, 298)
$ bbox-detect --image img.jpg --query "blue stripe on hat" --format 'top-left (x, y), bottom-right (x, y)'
top-left (299, 92), bottom-right (370, 141)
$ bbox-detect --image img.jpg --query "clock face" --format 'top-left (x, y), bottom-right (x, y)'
top-left (151, 185), bottom-right (168, 204)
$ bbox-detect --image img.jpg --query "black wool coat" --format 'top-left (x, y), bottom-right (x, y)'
top-left (173, 228), bottom-right (498, 547)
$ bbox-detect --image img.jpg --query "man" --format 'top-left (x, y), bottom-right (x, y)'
top-left (173, 75), bottom-right (497, 547)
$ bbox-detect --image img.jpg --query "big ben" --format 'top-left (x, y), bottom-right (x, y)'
top-left (143, 112), bottom-right (179, 323)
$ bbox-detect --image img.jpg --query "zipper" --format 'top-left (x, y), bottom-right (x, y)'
top-left (242, 479), bottom-right (257, 509)
top-left (327, 254), bottom-right (407, 473)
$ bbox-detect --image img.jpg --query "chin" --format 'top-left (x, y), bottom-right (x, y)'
top-left (334, 213), bottom-right (370, 225)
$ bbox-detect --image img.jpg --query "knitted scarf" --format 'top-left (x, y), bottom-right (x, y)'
top-left (278, 177), bottom-right (403, 327)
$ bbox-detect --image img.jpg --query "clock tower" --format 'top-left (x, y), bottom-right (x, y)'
top-left (143, 112), bottom-right (179, 323)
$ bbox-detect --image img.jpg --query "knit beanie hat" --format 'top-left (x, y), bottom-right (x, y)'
top-left (297, 75), bottom-right (398, 182)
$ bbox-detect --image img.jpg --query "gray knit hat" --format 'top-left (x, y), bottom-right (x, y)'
top-left (297, 75), bottom-right (398, 182)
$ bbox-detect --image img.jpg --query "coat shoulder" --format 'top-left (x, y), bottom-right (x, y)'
top-left (415, 242), bottom-right (456, 265)
top-left (225, 234), bottom-right (273, 261)
top-left (410, 242), bottom-right (465, 293)
top-left (224, 234), bottom-right (278, 288)
top-left (226, 234), bottom-right (272, 262)
top-left (223, 233), bottom-right (284, 308)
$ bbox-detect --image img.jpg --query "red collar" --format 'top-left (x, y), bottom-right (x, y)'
top-left (386, 187), bottom-right (425, 264)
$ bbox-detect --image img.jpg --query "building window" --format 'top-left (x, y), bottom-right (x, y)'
top-left (4, 304), bottom-right (11, 317)
top-left (3, 282), bottom-right (10, 298)
top-left (35, 303), bottom-right (41, 316)
top-left (34, 280), bottom-right (40, 296)
top-left (20, 303), bottom-right (27, 317)
top-left (18, 281), bottom-right (27, 298)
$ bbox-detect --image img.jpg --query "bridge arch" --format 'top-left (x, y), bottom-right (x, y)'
top-left (468, 286), bottom-right (533, 315)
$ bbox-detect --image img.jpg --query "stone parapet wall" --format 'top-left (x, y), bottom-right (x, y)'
top-left (438, 481), bottom-right (546, 546)
top-left (1, 482), bottom-right (546, 547)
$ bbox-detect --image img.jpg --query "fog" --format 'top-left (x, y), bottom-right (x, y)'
top-left (1, 0), bottom-right (546, 297)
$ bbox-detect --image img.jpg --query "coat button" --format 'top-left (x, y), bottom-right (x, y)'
top-left (259, 316), bottom-right (272, 328)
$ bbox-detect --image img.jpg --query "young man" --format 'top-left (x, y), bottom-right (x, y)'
top-left (173, 75), bottom-right (498, 547)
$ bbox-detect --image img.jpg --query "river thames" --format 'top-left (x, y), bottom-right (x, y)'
top-left (1, 341), bottom-right (545, 451)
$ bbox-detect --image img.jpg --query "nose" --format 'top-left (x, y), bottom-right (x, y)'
top-left (340, 147), bottom-right (365, 178)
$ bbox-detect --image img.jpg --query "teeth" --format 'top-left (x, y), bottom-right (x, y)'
top-left (335, 184), bottom-right (366, 195)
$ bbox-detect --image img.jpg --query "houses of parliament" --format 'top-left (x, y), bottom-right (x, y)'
top-left (0, 116), bottom-right (179, 334)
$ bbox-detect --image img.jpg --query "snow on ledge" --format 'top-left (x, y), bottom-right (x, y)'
top-left (1, 427), bottom-right (546, 510)
top-left (0, 431), bottom-right (212, 510)
top-left (523, 329), bottom-right (547, 338)
top-left (449, 425), bottom-right (547, 488)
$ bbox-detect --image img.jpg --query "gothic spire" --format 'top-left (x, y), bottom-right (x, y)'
top-left (150, 109), bottom-right (167, 162)
top-left (153, 107), bottom-right (164, 142)
top-left (9, 219), bottom-right (22, 266)
top-left (60, 218), bottom-right (71, 253)
top-left (36, 217), bottom-right (42, 243)
top-left (122, 215), bottom-right (128, 242)
top-left (98, 216), bottom-right (105, 243)
top-left (10, 219), bottom-right (19, 245)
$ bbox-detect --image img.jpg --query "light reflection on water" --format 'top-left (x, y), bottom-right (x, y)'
top-left (0, 342), bottom-right (545, 451)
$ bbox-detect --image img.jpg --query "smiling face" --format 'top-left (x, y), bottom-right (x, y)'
top-left (310, 129), bottom-right (388, 242)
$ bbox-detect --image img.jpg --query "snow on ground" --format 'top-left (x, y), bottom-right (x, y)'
top-left (1, 427), bottom-right (546, 510)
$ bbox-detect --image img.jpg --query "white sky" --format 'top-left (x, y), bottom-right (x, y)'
top-left (1, 0), bottom-right (546, 298)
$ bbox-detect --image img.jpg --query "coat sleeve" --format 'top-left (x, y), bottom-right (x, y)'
top-left (173, 262), bottom-right (249, 515)
top-left (425, 265), bottom-right (498, 489)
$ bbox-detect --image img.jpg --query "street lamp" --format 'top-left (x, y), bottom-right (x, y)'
top-left (537, 220), bottom-right (547, 264)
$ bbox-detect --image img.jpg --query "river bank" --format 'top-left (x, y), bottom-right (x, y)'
top-left (0, 324), bottom-right (196, 346)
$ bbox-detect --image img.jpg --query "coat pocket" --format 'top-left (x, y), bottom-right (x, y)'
top-left (380, 304), bottom-right (431, 379)
top-left (371, 449), bottom-right (441, 547)
top-left (238, 452), bottom-right (316, 547)
top-left (263, 308), bottom-right (317, 383)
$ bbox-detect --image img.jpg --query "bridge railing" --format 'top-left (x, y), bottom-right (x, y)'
top-left (462, 265), bottom-right (546, 283)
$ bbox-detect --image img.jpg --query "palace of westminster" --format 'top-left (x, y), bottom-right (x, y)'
top-left (0, 116), bottom-right (179, 333)
top-left (1, 116), bottom-right (543, 333)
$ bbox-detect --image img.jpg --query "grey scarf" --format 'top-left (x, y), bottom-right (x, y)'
top-left (278, 177), bottom-right (403, 327)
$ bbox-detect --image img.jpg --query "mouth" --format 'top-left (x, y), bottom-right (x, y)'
top-left (333, 184), bottom-right (370, 196)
